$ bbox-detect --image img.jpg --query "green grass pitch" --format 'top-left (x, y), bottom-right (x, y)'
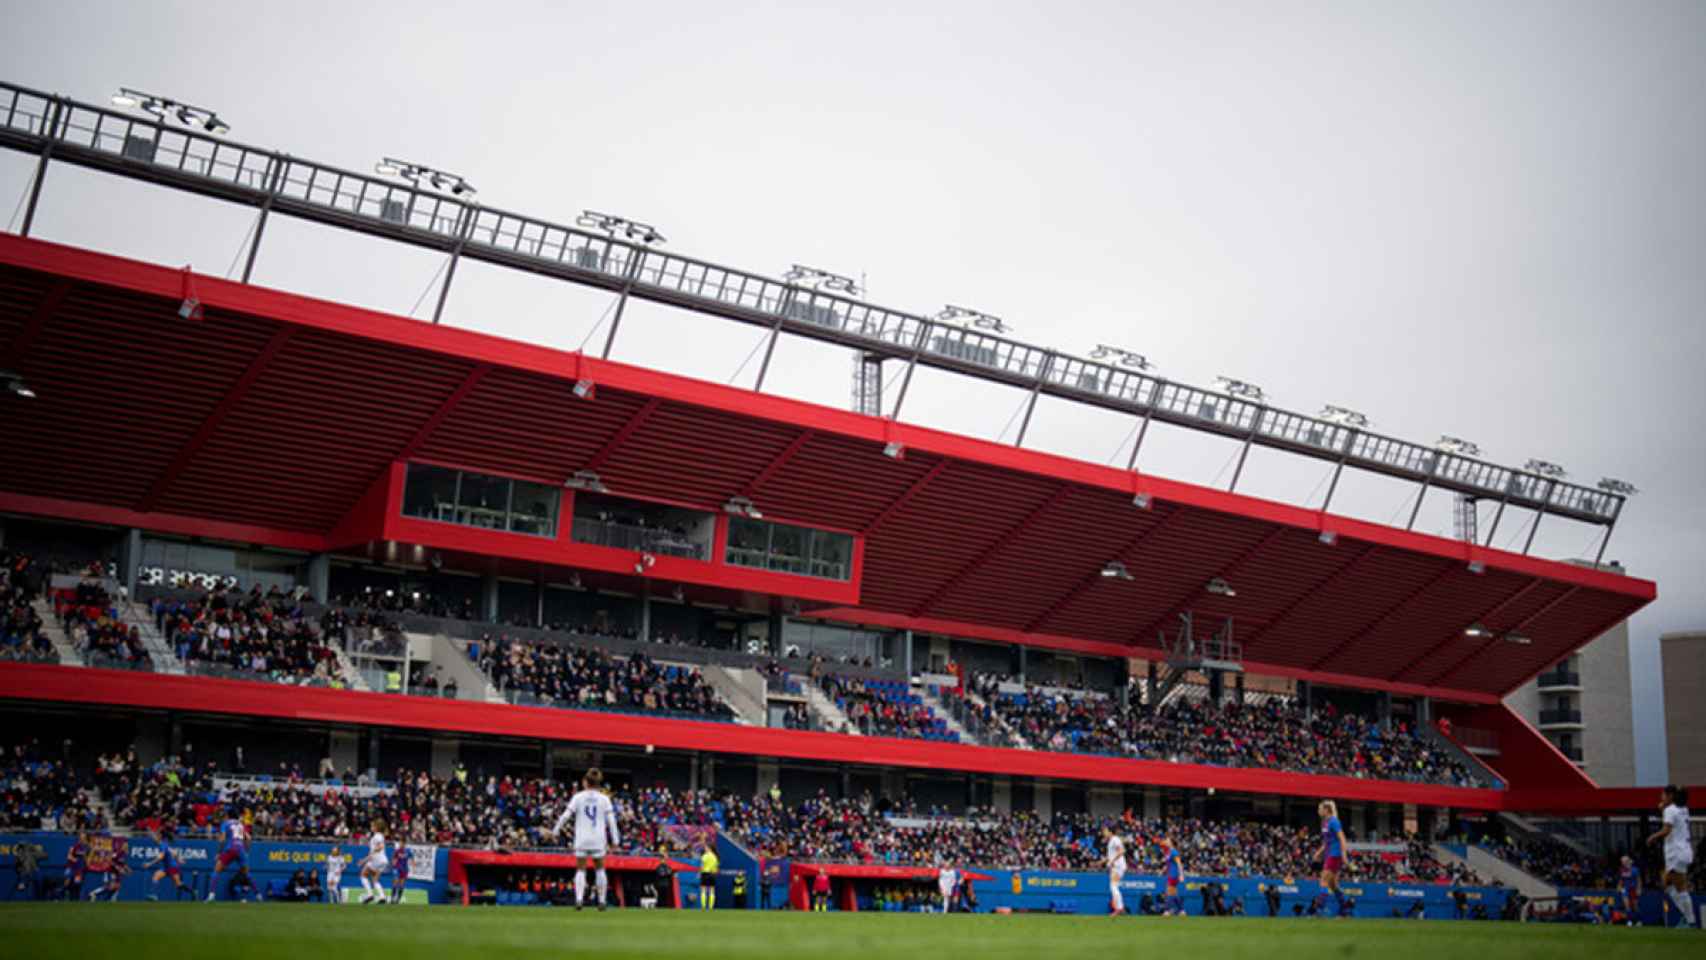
top-left (1, 903), bottom-right (1698, 959)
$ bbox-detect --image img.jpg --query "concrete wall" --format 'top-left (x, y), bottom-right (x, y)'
top-left (1580, 618), bottom-right (1635, 787)
top-left (1662, 632), bottom-right (1706, 785)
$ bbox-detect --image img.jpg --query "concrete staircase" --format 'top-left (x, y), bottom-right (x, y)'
top-left (699, 664), bottom-right (765, 726)
top-left (1502, 812), bottom-right (1595, 857)
top-left (119, 602), bottom-right (185, 674)
top-left (1451, 843), bottom-right (1558, 900)
top-left (329, 646), bottom-right (373, 692)
top-left (426, 632), bottom-right (505, 703)
top-left (918, 687), bottom-right (973, 744)
top-left (804, 681), bottom-right (860, 736)
top-left (31, 597), bottom-right (84, 667)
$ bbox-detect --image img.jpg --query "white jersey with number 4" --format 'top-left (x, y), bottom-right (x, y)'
top-left (365, 832), bottom-right (389, 871)
top-left (1107, 836), bottom-right (1127, 879)
top-left (1664, 804), bottom-right (1694, 872)
top-left (555, 789), bottom-right (620, 854)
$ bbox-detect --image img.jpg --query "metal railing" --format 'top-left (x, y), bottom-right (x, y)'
top-left (570, 517), bottom-right (707, 560)
top-left (1535, 670), bottom-right (1581, 688)
top-left (1538, 709), bottom-right (1583, 725)
top-left (0, 80), bottom-right (1629, 536)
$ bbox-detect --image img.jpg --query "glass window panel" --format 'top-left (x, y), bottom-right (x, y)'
top-left (508, 479), bottom-right (560, 537)
top-left (403, 463), bottom-right (459, 521)
top-left (726, 517), bottom-right (769, 569)
top-left (456, 473), bottom-right (511, 530)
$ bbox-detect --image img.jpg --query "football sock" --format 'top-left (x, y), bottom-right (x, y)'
top-left (595, 869), bottom-right (607, 905)
top-left (1669, 889), bottom-right (1696, 927)
top-left (574, 870), bottom-right (587, 906)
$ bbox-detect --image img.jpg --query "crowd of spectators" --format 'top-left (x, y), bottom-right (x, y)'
top-left (815, 674), bottom-right (957, 742)
top-left (0, 739), bottom-right (105, 832)
top-left (155, 587), bottom-right (339, 684)
top-left (0, 552), bottom-right (55, 662)
top-left (474, 633), bottom-right (731, 720)
top-left (975, 674), bottom-right (1487, 788)
top-left (51, 578), bottom-right (148, 668)
top-left (1477, 832), bottom-right (1628, 889)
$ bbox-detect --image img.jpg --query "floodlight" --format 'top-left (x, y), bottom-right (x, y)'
top-left (110, 87), bottom-right (228, 134)
top-left (1131, 493), bottom-right (1152, 510)
top-left (1089, 345), bottom-right (1154, 370)
top-left (376, 157), bottom-right (476, 197)
top-left (1524, 459), bottom-right (1568, 480)
top-left (565, 470), bottom-right (608, 493)
top-left (1463, 623), bottom-right (1492, 638)
top-left (572, 379), bottom-right (595, 399)
top-left (724, 496), bottom-right (762, 520)
top-left (1100, 561), bottom-right (1133, 581)
top-left (374, 159), bottom-right (404, 177)
top-left (578, 210), bottom-right (667, 246)
top-left (1205, 577), bottom-right (1236, 597)
top-left (1597, 478), bottom-right (1638, 496)
top-left (1212, 377), bottom-right (1265, 403)
top-left (1318, 531), bottom-right (1338, 546)
top-left (1318, 405), bottom-right (1369, 429)
top-left (1504, 632), bottom-right (1532, 645)
top-left (1435, 436), bottom-right (1482, 457)
top-left (882, 441), bottom-right (905, 460)
top-left (784, 264), bottom-right (862, 297)
top-left (110, 90), bottom-right (141, 108)
top-left (1, 371), bottom-right (34, 399)
top-left (935, 305), bottom-right (1010, 334)
top-left (1467, 561), bottom-right (1486, 575)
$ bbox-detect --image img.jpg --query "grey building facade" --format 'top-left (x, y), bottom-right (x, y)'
top-left (1660, 631), bottom-right (1706, 786)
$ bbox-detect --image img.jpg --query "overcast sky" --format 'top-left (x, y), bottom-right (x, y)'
top-left (6, 1), bottom-right (1703, 783)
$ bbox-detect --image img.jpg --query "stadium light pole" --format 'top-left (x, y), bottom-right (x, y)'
top-left (575, 211), bottom-right (666, 359)
top-left (754, 264), bottom-right (862, 392)
top-left (1213, 377), bottom-right (1266, 493)
top-left (1317, 406), bottom-right (1369, 514)
top-left (1414, 436), bottom-right (1480, 532)
top-left (374, 158), bottom-right (479, 325)
top-left (1521, 459), bottom-right (1568, 555)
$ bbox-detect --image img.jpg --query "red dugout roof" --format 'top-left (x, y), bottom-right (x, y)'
top-left (0, 235), bottom-right (1653, 700)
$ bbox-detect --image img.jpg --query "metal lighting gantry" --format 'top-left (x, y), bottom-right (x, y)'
top-left (0, 80), bottom-right (1634, 560)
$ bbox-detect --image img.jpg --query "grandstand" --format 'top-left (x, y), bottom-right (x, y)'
top-left (0, 76), bottom-right (1699, 936)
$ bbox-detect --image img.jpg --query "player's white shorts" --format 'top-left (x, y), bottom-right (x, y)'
top-left (574, 846), bottom-right (608, 860)
top-left (365, 855), bottom-right (389, 873)
top-left (1665, 853), bottom-right (1694, 875)
top-left (1109, 863), bottom-right (1127, 883)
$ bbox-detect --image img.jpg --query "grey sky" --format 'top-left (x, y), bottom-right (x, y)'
top-left (6, 1), bottom-right (1703, 783)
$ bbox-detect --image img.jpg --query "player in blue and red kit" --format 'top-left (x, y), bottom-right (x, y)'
top-left (208, 813), bottom-right (249, 901)
top-left (388, 844), bottom-right (411, 904)
top-left (1311, 799), bottom-right (1351, 917)
top-left (64, 832), bottom-right (90, 901)
top-left (145, 827), bottom-right (188, 901)
top-left (1618, 855), bottom-right (1641, 926)
top-left (1161, 838), bottom-right (1186, 916)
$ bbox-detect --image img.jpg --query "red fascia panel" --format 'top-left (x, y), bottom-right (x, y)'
top-left (1502, 785), bottom-right (1702, 816)
top-left (0, 663), bottom-right (1503, 809)
top-left (810, 606), bottom-right (1500, 705)
top-left (1434, 701), bottom-right (1598, 791)
top-left (0, 235), bottom-right (1653, 606)
top-left (328, 461), bottom-right (401, 547)
top-left (382, 511), bottom-right (861, 606)
top-left (0, 489), bottom-right (327, 552)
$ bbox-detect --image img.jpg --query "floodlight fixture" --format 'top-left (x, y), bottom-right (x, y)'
top-left (110, 87), bottom-right (229, 136)
top-left (1524, 459), bottom-right (1568, 480)
top-left (1212, 377), bottom-right (1265, 403)
top-left (1467, 561), bottom-right (1486, 575)
top-left (1503, 632), bottom-right (1532, 646)
top-left (935, 305), bottom-right (1011, 334)
top-left (1205, 577), bottom-right (1236, 597)
top-left (882, 441), bottom-right (905, 460)
top-left (1131, 493), bottom-right (1152, 510)
top-left (375, 157), bottom-right (476, 197)
top-left (1318, 405), bottom-right (1369, 429)
top-left (572, 379), bottom-right (595, 399)
top-left (577, 210), bottom-right (666, 245)
top-left (1100, 560), bottom-right (1133, 581)
top-left (1463, 622), bottom-right (1492, 638)
top-left (1, 371), bottom-right (34, 399)
top-left (1088, 345), bottom-right (1154, 370)
top-left (783, 264), bottom-right (861, 297)
top-left (1318, 530), bottom-right (1338, 546)
top-left (672, 585), bottom-right (686, 602)
top-left (724, 495), bottom-right (762, 520)
top-left (1435, 436), bottom-right (1482, 457)
top-left (1597, 478), bottom-right (1638, 496)
top-left (565, 470), bottom-right (608, 493)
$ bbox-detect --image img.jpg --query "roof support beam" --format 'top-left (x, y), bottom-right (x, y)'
top-left (1308, 561), bottom-right (1464, 670)
top-left (1387, 576), bottom-right (1545, 682)
top-left (1240, 543), bottom-right (1379, 650)
top-left (4, 278), bottom-right (70, 365)
top-left (1429, 584), bottom-right (1580, 688)
top-left (582, 398), bottom-right (661, 473)
top-left (1130, 525), bottom-right (1290, 645)
top-left (910, 486), bottom-right (1072, 618)
top-left (396, 363), bottom-right (491, 462)
top-left (136, 327), bottom-right (295, 513)
top-left (739, 430), bottom-right (812, 499)
top-left (861, 460), bottom-right (947, 536)
top-left (1022, 508), bottom-right (1184, 634)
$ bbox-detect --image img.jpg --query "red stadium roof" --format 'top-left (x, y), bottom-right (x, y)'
top-left (0, 235), bottom-right (1654, 700)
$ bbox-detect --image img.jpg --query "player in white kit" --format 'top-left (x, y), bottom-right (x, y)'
top-left (552, 768), bottom-right (622, 911)
top-left (1104, 828), bottom-right (1128, 916)
top-left (1648, 785), bottom-right (1698, 929)
top-left (937, 862), bottom-right (959, 914)
top-left (325, 845), bottom-right (347, 905)
top-left (358, 820), bottom-right (390, 904)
